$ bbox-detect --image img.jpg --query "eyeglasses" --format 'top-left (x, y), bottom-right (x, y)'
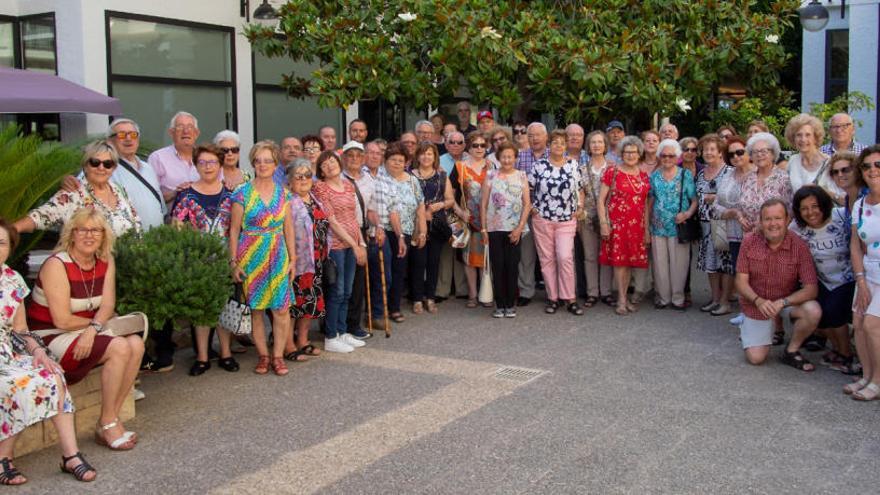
top-left (492, 137), bottom-right (507, 143)
top-left (173, 124), bottom-right (196, 132)
top-left (728, 149), bottom-right (747, 158)
top-left (513, 129), bottom-right (527, 135)
top-left (830, 166), bottom-right (851, 177)
top-left (87, 158), bottom-right (116, 169)
top-left (253, 158), bottom-right (276, 165)
top-left (683, 147), bottom-right (697, 152)
top-left (830, 123), bottom-right (853, 131)
top-left (860, 161), bottom-right (880, 171)
top-left (750, 149), bottom-right (772, 156)
top-left (447, 140), bottom-right (464, 145)
top-left (73, 227), bottom-right (104, 237)
top-left (622, 150), bottom-right (639, 156)
top-left (110, 131), bottom-right (139, 140)
top-left (471, 143), bottom-right (488, 149)
top-left (220, 147), bottom-right (240, 154)
top-left (292, 174), bottom-right (311, 181)
top-left (303, 146), bottom-right (321, 153)
top-left (659, 154), bottom-right (677, 159)
top-left (197, 159), bottom-right (220, 166)
top-left (402, 141), bottom-right (417, 146)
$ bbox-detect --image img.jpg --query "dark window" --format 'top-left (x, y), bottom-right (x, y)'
top-left (825, 29), bottom-right (849, 102)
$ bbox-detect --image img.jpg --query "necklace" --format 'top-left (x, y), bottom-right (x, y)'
top-left (622, 169), bottom-right (644, 192)
top-left (69, 251), bottom-right (98, 311)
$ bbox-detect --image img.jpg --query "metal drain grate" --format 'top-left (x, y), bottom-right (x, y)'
top-left (492, 366), bottom-right (545, 383)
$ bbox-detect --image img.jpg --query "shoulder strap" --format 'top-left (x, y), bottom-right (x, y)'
top-left (344, 175), bottom-right (367, 227)
top-left (812, 157), bottom-right (831, 185)
top-left (607, 167), bottom-right (619, 206)
top-left (118, 158), bottom-right (163, 207)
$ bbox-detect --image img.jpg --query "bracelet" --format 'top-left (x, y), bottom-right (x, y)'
top-left (751, 295), bottom-right (761, 305)
top-left (855, 272), bottom-right (865, 279)
top-left (229, 259), bottom-right (238, 266)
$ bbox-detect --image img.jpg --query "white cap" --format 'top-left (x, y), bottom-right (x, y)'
top-left (342, 141), bottom-right (365, 153)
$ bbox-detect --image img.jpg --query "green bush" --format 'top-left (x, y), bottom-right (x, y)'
top-left (115, 225), bottom-right (231, 328)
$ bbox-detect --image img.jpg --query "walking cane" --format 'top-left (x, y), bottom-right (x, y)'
top-left (364, 244), bottom-right (373, 336)
top-left (378, 246), bottom-right (391, 338)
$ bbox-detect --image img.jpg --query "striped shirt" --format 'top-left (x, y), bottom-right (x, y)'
top-left (313, 180), bottom-right (362, 250)
top-left (28, 251), bottom-right (107, 331)
top-left (820, 141), bottom-right (867, 155)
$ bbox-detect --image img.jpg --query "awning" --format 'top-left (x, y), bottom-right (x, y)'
top-left (0, 66), bottom-right (123, 115)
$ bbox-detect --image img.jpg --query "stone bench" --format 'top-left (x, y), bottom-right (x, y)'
top-left (16, 367), bottom-right (135, 457)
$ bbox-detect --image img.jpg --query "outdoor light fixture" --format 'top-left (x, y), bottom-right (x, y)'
top-left (253, 0), bottom-right (279, 20)
top-left (799, 0), bottom-right (847, 33)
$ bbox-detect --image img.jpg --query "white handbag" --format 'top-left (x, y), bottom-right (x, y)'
top-left (478, 249), bottom-right (493, 304)
top-left (218, 284), bottom-right (252, 336)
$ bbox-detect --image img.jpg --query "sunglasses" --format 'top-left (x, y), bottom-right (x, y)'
top-left (87, 158), bottom-right (116, 169)
top-left (830, 166), bottom-right (851, 177)
top-left (110, 131), bottom-right (139, 140)
top-left (727, 149), bottom-right (746, 158)
top-left (220, 146), bottom-right (240, 154)
top-left (471, 143), bottom-right (488, 149)
top-left (292, 174), bottom-right (311, 181)
top-left (683, 147), bottom-right (697, 152)
top-left (659, 154), bottom-right (677, 159)
top-left (860, 161), bottom-right (880, 171)
top-left (492, 137), bottom-right (507, 143)
top-left (447, 140), bottom-right (464, 145)
top-left (513, 129), bottom-right (527, 135)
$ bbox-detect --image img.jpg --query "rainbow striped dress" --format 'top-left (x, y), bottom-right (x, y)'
top-left (232, 182), bottom-right (292, 310)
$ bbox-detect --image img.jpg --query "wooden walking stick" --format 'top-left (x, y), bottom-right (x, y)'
top-left (378, 246), bottom-right (391, 338)
top-left (364, 246), bottom-right (373, 336)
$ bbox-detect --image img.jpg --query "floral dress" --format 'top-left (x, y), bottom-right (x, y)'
top-left (290, 196), bottom-right (329, 319)
top-left (485, 169), bottom-right (529, 233)
top-left (231, 182), bottom-right (292, 310)
top-left (28, 180), bottom-right (142, 236)
top-left (696, 165), bottom-right (733, 273)
top-left (0, 265), bottom-right (74, 441)
top-left (451, 161), bottom-right (489, 267)
top-left (599, 167), bottom-right (650, 268)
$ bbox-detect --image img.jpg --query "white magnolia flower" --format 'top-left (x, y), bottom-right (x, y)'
top-left (480, 26), bottom-right (502, 40)
top-left (398, 12), bottom-right (417, 22)
top-left (765, 34), bottom-right (779, 44)
top-left (675, 98), bottom-right (691, 113)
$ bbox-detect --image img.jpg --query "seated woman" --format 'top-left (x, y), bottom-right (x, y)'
top-left (14, 140), bottom-right (141, 237)
top-left (0, 219), bottom-right (96, 484)
top-left (27, 208), bottom-right (146, 451)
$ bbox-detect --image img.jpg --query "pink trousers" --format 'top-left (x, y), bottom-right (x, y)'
top-left (531, 215), bottom-right (577, 302)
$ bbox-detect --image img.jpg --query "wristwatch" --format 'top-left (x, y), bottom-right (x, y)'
top-left (89, 320), bottom-right (104, 333)
top-left (782, 298), bottom-right (791, 309)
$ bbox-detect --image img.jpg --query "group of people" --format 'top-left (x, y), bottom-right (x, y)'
top-left (1, 103), bottom-right (878, 485)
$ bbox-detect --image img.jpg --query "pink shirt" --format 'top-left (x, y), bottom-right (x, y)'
top-left (148, 145), bottom-right (200, 196)
top-left (313, 180), bottom-right (362, 251)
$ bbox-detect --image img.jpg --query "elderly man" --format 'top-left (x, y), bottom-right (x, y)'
top-left (820, 113), bottom-right (867, 155)
top-left (349, 119), bottom-right (368, 144)
top-left (565, 123), bottom-right (588, 166)
top-left (400, 131), bottom-right (418, 164)
top-left (414, 120), bottom-right (435, 144)
top-left (439, 131), bottom-right (468, 175)
top-left (735, 198), bottom-right (821, 370)
top-left (659, 122), bottom-right (679, 141)
top-left (605, 120), bottom-right (625, 164)
top-left (477, 110), bottom-right (495, 134)
top-left (149, 111), bottom-right (201, 205)
top-left (436, 131), bottom-right (470, 301)
top-left (319, 125), bottom-right (338, 152)
top-left (515, 122), bottom-right (550, 306)
top-left (340, 141), bottom-right (376, 337)
top-left (456, 101), bottom-right (477, 134)
top-left (274, 136), bottom-right (304, 185)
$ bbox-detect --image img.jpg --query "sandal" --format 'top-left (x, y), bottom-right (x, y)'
top-left (94, 420), bottom-right (135, 450)
top-left (852, 382), bottom-right (880, 401)
top-left (844, 377), bottom-right (870, 395)
top-left (254, 355), bottom-right (270, 375)
top-left (772, 330), bottom-right (785, 346)
top-left (626, 302), bottom-right (638, 313)
top-left (545, 301), bottom-right (559, 314)
top-left (583, 296), bottom-right (598, 308)
top-left (60, 452), bottom-right (96, 482)
top-left (615, 304), bottom-right (628, 316)
top-left (600, 295), bottom-right (616, 307)
top-left (271, 357), bottom-right (289, 376)
top-left (300, 344), bottom-right (321, 356)
top-left (412, 301), bottom-right (424, 314)
top-left (426, 299), bottom-right (438, 313)
top-left (567, 302), bottom-right (584, 315)
top-left (0, 458), bottom-right (26, 485)
top-left (217, 356), bottom-right (240, 372)
top-left (466, 299), bottom-right (478, 308)
top-left (781, 350), bottom-right (815, 372)
top-left (189, 360), bottom-right (210, 376)
top-left (390, 312), bottom-right (405, 323)
top-left (283, 350), bottom-right (308, 362)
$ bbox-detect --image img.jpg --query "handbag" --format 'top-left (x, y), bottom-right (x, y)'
top-left (323, 256), bottom-right (338, 287)
top-left (218, 284), bottom-right (252, 336)
top-left (449, 163), bottom-right (471, 248)
top-left (427, 171), bottom-right (452, 242)
top-left (478, 249), bottom-right (493, 304)
top-left (675, 170), bottom-right (701, 244)
top-left (711, 218), bottom-right (729, 252)
top-left (603, 168), bottom-right (619, 235)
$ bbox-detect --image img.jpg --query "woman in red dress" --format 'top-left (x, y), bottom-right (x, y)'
top-left (598, 136), bottom-right (651, 315)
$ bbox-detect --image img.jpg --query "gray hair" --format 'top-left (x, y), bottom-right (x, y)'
top-left (169, 111), bottom-right (198, 130)
top-left (286, 157), bottom-right (313, 181)
top-left (746, 132), bottom-right (782, 161)
top-left (81, 139), bottom-right (119, 169)
top-left (445, 131), bottom-right (464, 143)
top-left (659, 122), bottom-right (678, 136)
top-left (657, 139), bottom-right (682, 158)
top-left (414, 120), bottom-right (434, 132)
top-left (617, 135), bottom-right (644, 157)
top-left (212, 129), bottom-right (240, 146)
top-left (829, 112), bottom-right (853, 126)
top-left (527, 122), bottom-right (547, 134)
top-left (108, 118), bottom-right (140, 136)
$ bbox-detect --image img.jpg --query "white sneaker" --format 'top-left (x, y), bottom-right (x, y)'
top-left (729, 313), bottom-right (745, 326)
top-left (324, 337), bottom-right (354, 353)
top-left (133, 388), bottom-right (145, 401)
top-left (341, 333), bottom-right (366, 348)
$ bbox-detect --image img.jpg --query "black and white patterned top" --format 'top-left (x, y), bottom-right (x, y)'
top-left (528, 158), bottom-right (582, 222)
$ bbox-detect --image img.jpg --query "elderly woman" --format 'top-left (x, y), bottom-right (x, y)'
top-left (598, 136), bottom-right (651, 315)
top-left (578, 131), bottom-right (614, 307)
top-left (171, 144), bottom-right (238, 375)
top-left (640, 130), bottom-right (661, 175)
top-left (481, 142), bottom-right (531, 318)
top-left (27, 208), bottom-right (146, 452)
top-left (847, 145), bottom-right (880, 400)
top-left (746, 120), bottom-right (770, 139)
top-left (696, 134), bottom-right (734, 316)
top-left (679, 136), bottom-right (701, 178)
top-left (527, 129), bottom-right (585, 315)
top-left (450, 132), bottom-right (492, 308)
top-left (283, 159), bottom-right (328, 361)
top-left (648, 139), bottom-right (696, 310)
top-left (213, 130), bottom-right (249, 191)
top-left (0, 219), bottom-right (96, 484)
top-left (15, 140), bottom-right (141, 237)
top-left (411, 143), bottom-right (454, 314)
top-left (377, 143), bottom-right (427, 322)
top-left (229, 141), bottom-right (296, 376)
top-left (313, 151), bottom-right (367, 352)
top-left (301, 134), bottom-right (325, 175)
top-left (487, 126), bottom-right (513, 169)
top-left (430, 114), bottom-right (446, 147)
top-left (740, 133), bottom-right (794, 230)
top-left (786, 113), bottom-right (831, 194)
top-left (712, 136), bottom-right (753, 270)
top-left (790, 186), bottom-right (856, 373)
top-left (828, 152), bottom-right (864, 214)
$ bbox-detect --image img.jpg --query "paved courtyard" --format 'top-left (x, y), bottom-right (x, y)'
top-left (13, 283), bottom-right (880, 494)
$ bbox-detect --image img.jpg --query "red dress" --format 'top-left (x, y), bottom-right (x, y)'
top-left (599, 167), bottom-right (651, 268)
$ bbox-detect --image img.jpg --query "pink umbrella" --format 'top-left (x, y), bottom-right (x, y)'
top-left (0, 66), bottom-right (122, 115)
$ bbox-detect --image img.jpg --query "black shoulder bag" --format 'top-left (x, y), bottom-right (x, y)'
top-left (676, 170), bottom-right (701, 243)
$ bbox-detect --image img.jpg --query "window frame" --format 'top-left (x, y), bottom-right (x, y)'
top-left (824, 28), bottom-right (849, 103)
top-left (0, 14), bottom-right (21, 68)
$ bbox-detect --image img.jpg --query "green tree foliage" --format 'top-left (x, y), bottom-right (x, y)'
top-left (247, 0), bottom-right (799, 123)
top-left (115, 225), bottom-right (231, 328)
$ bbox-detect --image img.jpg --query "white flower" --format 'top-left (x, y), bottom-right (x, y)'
top-left (398, 12), bottom-right (417, 22)
top-left (675, 98), bottom-right (691, 113)
top-left (765, 34), bottom-right (779, 44)
top-left (480, 26), bottom-right (502, 40)
top-left (390, 33), bottom-right (401, 44)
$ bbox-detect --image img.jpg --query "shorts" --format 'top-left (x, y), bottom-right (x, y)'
top-left (818, 282), bottom-right (854, 328)
top-left (852, 279), bottom-right (880, 318)
top-left (740, 308), bottom-right (792, 349)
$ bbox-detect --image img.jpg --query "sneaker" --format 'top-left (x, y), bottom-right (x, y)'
top-left (350, 328), bottom-right (373, 340)
top-left (492, 309), bottom-right (505, 318)
top-left (133, 388), bottom-right (146, 401)
top-left (700, 301), bottom-right (719, 312)
top-left (140, 358), bottom-right (174, 373)
top-left (341, 333), bottom-right (366, 348)
top-left (324, 337), bottom-right (354, 353)
top-left (729, 313), bottom-right (745, 326)
top-left (504, 308), bottom-right (517, 318)
top-left (516, 297), bottom-right (532, 307)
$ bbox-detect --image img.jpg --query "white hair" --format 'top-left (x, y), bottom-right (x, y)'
top-left (169, 111), bottom-right (198, 130)
top-left (617, 135), bottom-right (644, 156)
top-left (657, 138), bottom-right (682, 158)
top-left (746, 132), bottom-right (782, 161)
top-left (527, 122), bottom-right (547, 134)
top-left (414, 120), bottom-right (434, 132)
top-left (108, 117), bottom-right (140, 136)
top-left (213, 129), bottom-right (240, 146)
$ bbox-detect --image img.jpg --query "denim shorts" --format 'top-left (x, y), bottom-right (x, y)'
top-left (740, 308), bottom-right (791, 349)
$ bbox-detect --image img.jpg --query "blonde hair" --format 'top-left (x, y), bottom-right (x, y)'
top-left (249, 139), bottom-right (280, 166)
top-left (785, 113), bottom-right (825, 149)
top-left (81, 140), bottom-right (118, 170)
top-left (55, 207), bottom-right (115, 260)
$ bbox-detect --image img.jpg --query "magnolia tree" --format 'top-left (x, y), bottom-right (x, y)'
top-left (247, 0), bottom-right (799, 123)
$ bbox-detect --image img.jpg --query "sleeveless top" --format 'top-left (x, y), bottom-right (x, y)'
top-left (27, 252), bottom-right (108, 332)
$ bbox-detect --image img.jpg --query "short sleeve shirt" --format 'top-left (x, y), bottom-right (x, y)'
top-left (528, 158), bottom-right (581, 222)
top-left (313, 180), bottom-right (362, 250)
top-left (378, 173), bottom-right (424, 235)
top-left (789, 207), bottom-right (853, 290)
top-left (853, 197), bottom-right (880, 284)
top-left (649, 168), bottom-right (696, 237)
